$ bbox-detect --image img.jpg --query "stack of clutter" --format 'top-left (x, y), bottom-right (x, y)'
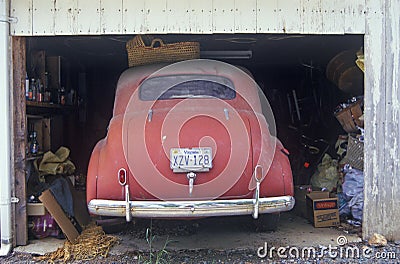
top-left (334, 97), bottom-right (365, 226)
top-left (297, 97), bottom-right (365, 228)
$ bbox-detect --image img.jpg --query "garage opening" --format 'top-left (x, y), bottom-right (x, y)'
top-left (25, 34), bottom-right (363, 171)
top-left (22, 33), bottom-right (365, 251)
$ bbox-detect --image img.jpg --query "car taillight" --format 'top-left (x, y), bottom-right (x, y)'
top-left (254, 165), bottom-right (263, 182)
top-left (118, 168), bottom-right (127, 186)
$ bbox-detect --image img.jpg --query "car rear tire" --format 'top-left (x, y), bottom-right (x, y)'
top-left (254, 213), bottom-right (280, 232)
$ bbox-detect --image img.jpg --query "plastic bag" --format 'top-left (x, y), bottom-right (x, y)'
top-left (339, 165), bottom-right (364, 221)
top-left (338, 192), bottom-right (350, 216)
top-left (342, 165), bottom-right (364, 200)
top-left (310, 154), bottom-right (339, 191)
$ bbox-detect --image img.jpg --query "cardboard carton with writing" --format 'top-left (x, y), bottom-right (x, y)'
top-left (306, 191), bottom-right (340, 228)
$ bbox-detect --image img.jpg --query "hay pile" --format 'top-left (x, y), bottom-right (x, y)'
top-left (35, 223), bottom-right (119, 263)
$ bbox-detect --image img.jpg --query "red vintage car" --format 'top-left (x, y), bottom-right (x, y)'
top-left (87, 60), bottom-right (294, 230)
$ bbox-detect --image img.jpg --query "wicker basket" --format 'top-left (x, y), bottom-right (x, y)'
top-left (341, 135), bottom-right (364, 170)
top-left (126, 35), bottom-right (200, 67)
top-left (334, 100), bottom-right (364, 133)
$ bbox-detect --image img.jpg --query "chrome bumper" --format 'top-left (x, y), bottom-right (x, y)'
top-left (88, 193), bottom-right (295, 220)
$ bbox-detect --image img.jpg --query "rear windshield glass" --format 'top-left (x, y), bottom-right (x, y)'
top-left (139, 75), bottom-right (235, 101)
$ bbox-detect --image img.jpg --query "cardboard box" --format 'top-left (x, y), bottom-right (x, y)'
top-left (293, 185), bottom-right (312, 218)
top-left (306, 191), bottom-right (340, 228)
top-left (27, 203), bottom-right (46, 216)
top-left (39, 189), bottom-right (80, 242)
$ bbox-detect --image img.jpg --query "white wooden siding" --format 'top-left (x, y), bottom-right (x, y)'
top-left (10, 0), bottom-right (366, 36)
top-left (212, 0), bottom-right (235, 33)
top-left (54, 0), bottom-right (78, 35)
top-left (345, 0), bottom-right (366, 34)
top-left (166, 0), bottom-right (192, 33)
top-left (10, 0), bottom-right (33, 35)
top-left (122, 0), bottom-right (145, 34)
top-left (363, 0), bottom-right (400, 241)
top-left (100, 0), bottom-right (123, 34)
top-left (321, 0), bottom-right (345, 34)
top-left (77, 0), bottom-right (101, 34)
top-left (234, 0), bottom-right (257, 33)
top-left (145, 0), bottom-right (168, 33)
top-left (32, 0), bottom-right (54, 35)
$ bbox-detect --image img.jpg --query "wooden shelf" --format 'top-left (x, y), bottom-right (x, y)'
top-left (26, 100), bottom-right (74, 109)
top-left (26, 100), bottom-right (76, 115)
top-left (26, 153), bottom-right (44, 161)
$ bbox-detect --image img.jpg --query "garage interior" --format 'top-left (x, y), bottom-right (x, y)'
top-left (25, 34), bottom-right (364, 172)
top-left (23, 34), bottom-right (364, 241)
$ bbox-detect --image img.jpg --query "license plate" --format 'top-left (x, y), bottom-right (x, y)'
top-left (170, 147), bottom-right (213, 172)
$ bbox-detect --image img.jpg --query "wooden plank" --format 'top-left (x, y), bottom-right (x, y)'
top-left (277, 0), bottom-right (302, 33)
top-left (77, 0), bottom-right (101, 34)
top-left (122, 0), bottom-right (145, 34)
top-left (54, 0), bottom-right (78, 35)
top-left (363, 0), bottom-right (400, 241)
top-left (100, 0), bottom-right (123, 34)
top-left (380, 0), bottom-right (398, 241)
top-left (234, 0), bottom-right (257, 33)
top-left (382, 0), bottom-right (400, 241)
top-left (39, 190), bottom-right (79, 242)
top-left (32, 0), bottom-right (55, 35)
top-left (344, 0), bottom-right (366, 34)
top-left (301, 0), bottom-right (323, 34)
top-left (11, 37), bottom-right (28, 246)
top-left (13, 0), bottom-right (368, 35)
top-left (166, 0), bottom-right (191, 33)
top-left (256, 0), bottom-right (278, 33)
top-left (212, 0), bottom-right (235, 33)
top-left (123, 0), bottom-right (214, 34)
top-left (10, 0), bottom-right (33, 36)
top-left (188, 0), bottom-right (213, 33)
top-left (363, 0), bottom-right (384, 240)
top-left (144, 0), bottom-right (167, 33)
top-left (321, 0), bottom-right (345, 34)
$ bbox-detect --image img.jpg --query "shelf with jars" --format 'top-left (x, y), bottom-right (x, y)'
top-left (26, 51), bottom-right (78, 115)
top-left (25, 77), bottom-right (77, 115)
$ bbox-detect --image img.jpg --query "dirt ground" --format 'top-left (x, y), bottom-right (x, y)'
top-left (4, 212), bottom-right (400, 263)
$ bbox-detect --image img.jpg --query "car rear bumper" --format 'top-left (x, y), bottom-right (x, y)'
top-left (88, 195), bottom-right (295, 220)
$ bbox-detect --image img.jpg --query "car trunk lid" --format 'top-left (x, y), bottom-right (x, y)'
top-left (124, 99), bottom-right (254, 200)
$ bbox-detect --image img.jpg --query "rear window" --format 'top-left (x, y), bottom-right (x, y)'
top-left (139, 75), bottom-right (235, 101)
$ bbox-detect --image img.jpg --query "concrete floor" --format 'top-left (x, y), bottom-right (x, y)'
top-left (14, 212), bottom-right (361, 256)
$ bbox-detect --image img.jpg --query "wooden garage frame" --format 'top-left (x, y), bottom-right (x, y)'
top-left (4, 0), bottom-right (400, 245)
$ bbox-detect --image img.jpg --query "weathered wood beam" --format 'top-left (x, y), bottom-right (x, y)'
top-left (11, 36), bottom-right (27, 246)
top-left (363, 0), bottom-right (400, 241)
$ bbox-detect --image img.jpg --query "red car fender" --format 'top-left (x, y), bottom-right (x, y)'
top-left (86, 139), bottom-right (102, 203)
top-left (260, 139), bottom-right (294, 197)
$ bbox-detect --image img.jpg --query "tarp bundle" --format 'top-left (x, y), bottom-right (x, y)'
top-left (35, 146), bottom-right (76, 179)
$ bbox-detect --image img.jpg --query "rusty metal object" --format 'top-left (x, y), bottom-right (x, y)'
top-left (326, 50), bottom-right (364, 95)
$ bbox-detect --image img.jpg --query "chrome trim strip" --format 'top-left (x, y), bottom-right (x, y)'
top-left (224, 108), bottom-right (229, 120)
top-left (252, 165), bottom-right (263, 219)
top-left (88, 196), bottom-right (295, 219)
top-left (125, 185), bottom-right (131, 222)
top-left (253, 181), bottom-right (260, 219)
